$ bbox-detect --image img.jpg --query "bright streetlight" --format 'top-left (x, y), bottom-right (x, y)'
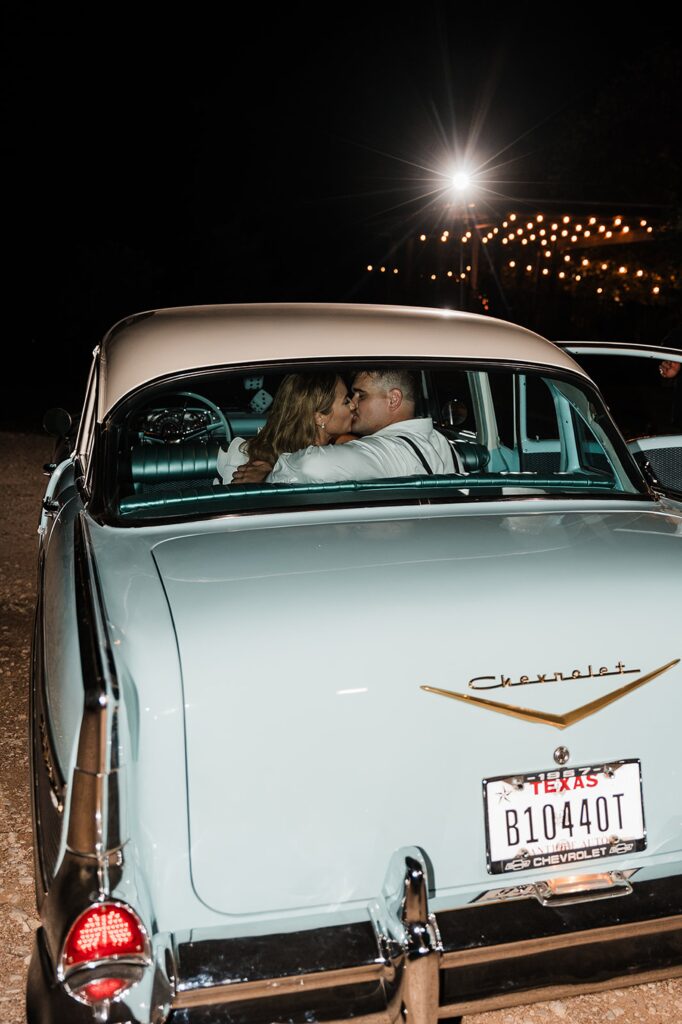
top-left (451, 170), bottom-right (472, 193)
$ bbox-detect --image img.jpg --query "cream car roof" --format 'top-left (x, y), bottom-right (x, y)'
top-left (97, 303), bottom-right (587, 420)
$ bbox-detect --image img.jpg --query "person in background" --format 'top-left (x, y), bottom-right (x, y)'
top-left (655, 327), bottom-right (682, 433)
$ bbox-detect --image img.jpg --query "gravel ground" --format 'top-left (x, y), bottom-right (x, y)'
top-left (2, 429), bottom-right (681, 1024)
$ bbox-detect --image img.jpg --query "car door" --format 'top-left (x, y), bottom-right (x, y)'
top-left (558, 342), bottom-right (682, 498)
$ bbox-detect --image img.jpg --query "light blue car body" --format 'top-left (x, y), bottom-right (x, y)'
top-left (29, 305), bottom-right (682, 1023)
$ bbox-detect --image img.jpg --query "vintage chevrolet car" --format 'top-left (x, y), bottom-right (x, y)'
top-left (28, 304), bottom-right (682, 1023)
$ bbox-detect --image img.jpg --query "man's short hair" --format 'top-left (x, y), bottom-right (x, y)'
top-left (358, 368), bottom-right (418, 404)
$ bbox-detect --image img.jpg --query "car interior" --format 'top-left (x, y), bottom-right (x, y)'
top-left (102, 362), bottom-right (642, 522)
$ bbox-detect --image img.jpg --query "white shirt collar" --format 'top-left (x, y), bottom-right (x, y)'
top-left (371, 418), bottom-right (434, 437)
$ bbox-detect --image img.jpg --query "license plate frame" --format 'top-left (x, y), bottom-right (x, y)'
top-left (483, 759), bottom-right (646, 875)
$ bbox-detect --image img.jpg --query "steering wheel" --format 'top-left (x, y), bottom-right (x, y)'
top-left (174, 392), bottom-right (232, 444)
top-left (138, 392), bottom-right (232, 445)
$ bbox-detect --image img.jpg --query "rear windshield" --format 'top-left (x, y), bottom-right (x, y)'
top-left (102, 361), bottom-right (645, 523)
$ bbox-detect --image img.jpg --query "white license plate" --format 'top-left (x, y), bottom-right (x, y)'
top-left (483, 759), bottom-right (646, 874)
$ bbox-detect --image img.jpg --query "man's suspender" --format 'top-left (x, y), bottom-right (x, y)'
top-left (397, 435), bottom-right (434, 474)
top-left (397, 434), bottom-right (460, 474)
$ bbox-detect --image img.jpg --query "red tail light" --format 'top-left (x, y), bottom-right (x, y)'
top-left (61, 902), bottom-right (149, 1005)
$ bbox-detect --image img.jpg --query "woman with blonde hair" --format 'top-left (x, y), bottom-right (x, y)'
top-left (217, 372), bottom-right (356, 484)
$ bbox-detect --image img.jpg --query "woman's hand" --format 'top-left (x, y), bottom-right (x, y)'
top-left (333, 433), bottom-right (358, 445)
top-left (231, 459), bottom-right (272, 484)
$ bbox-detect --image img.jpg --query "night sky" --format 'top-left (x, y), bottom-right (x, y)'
top-left (5, 6), bottom-right (681, 424)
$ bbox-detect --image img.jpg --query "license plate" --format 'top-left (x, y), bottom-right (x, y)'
top-left (483, 760), bottom-right (646, 874)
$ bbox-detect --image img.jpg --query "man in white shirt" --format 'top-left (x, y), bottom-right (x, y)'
top-left (232, 369), bottom-right (459, 484)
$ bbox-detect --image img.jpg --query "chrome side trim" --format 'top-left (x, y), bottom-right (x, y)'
top-left (38, 714), bottom-right (65, 813)
top-left (67, 513), bottom-right (125, 859)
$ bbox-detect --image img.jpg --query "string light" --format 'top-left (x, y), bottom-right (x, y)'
top-left (368, 211), bottom-right (667, 305)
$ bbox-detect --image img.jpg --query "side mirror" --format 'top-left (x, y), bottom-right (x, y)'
top-left (43, 407), bottom-right (73, 438)
top-left (440, 399), bottom-right (468, 429)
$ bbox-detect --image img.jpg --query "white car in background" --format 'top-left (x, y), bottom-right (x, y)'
top-left (559, 340), bottom-right (682, 496)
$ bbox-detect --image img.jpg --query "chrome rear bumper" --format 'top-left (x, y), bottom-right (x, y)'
top-left (29, 854), bottom-right (682, 1023)
top-left (168, 863), bottom-right (682, 1024)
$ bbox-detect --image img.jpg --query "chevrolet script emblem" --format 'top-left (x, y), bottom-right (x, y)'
top-left (421, 659), bottom-right (680, 729)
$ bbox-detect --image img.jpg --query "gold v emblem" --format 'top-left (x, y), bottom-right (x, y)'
top-left (421, 659), bottom-right (679, 730)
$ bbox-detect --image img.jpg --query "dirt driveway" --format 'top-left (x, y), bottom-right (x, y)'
top-left (2, 430), bottom-right (681, 1024)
